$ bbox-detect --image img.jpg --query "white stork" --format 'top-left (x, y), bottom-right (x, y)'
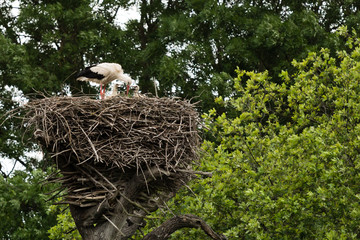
top-left (76, 63), bottom-right (134, 99)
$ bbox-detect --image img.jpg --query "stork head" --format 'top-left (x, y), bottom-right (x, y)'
top-left (132, 85), bottom-right (140, 93)
top-left (127, 78), bottom-right (134, 87)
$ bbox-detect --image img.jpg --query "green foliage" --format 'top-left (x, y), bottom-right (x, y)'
top-left (0, 169), bottom-right (59, 239)
top-left (153, 0), bottom-right (346, 112)
top-left (1, 0), bottom-right (359, 109)
top-left (149, 30), bottom-right (360, 239)
top-left (14, 0), bottom-right (125, 95)
top-left (48, 205), bottom-right (81, 240)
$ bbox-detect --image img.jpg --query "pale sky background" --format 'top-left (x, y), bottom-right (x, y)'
top-left (1, 2), bottom-right (141, 175)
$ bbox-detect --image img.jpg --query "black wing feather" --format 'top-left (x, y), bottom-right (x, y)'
top-left (76, 65), bottom-right (105, 80)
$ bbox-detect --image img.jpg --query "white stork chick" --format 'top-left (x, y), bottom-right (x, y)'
top-left (106, 83), bottom-right (120, 99)
top-left (132, 85), bottom-right (144, 98)
top-left (76, 63), bottom-right (134, 99)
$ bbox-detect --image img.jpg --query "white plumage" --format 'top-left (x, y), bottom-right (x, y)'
top-left (76, 63), bottom-right (134, 99)
top-left (106, 83), bottom-right (120, 99)
top-left (133, 85), bottom-right (144, 98)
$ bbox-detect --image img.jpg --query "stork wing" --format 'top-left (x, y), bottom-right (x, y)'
top-left (76, 66), bottom-right (105, 84)
top-left (76, 63), bottom-right (123, 84)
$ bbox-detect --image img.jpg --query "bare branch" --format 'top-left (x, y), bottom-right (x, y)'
top-left (143, 214), bottom-right (227, 240)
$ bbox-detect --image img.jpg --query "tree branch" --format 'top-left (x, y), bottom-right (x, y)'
top-left (142, 214), bottom-right (227, 240)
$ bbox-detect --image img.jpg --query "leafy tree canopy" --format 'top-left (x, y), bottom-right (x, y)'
top-left (0, 169), bottom-right (59, 239)
top-left (3, 0), bottom-right (360, 111)
top-left (154, 27), bottom-right (360, 239)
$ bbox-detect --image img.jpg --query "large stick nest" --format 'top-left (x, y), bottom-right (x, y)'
top-left (23, 96), bottom-right (200, 217)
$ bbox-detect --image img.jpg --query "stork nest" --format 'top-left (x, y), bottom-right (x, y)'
top-left (23, 95), bottom-right (200, 221)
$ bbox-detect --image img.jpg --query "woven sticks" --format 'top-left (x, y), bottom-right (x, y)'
top-left (25, 96), bottom-right (199, 168)
top-left (24, 95), bottom-right (200, 214)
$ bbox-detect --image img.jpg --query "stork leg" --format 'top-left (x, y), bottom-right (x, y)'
top-left (103, 84), bottom-right (106, 99)
top-left (100, 84), bottom-right (104, 99)
top-left (126, 84), bottom-right (130, 96)
top-left (100, 84), bottom-right (108, 99)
